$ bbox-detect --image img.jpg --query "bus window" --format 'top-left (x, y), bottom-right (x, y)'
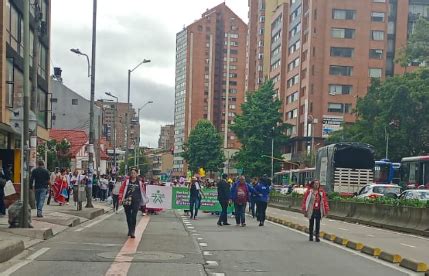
top-left (374, 164), bottom-right (390, 183)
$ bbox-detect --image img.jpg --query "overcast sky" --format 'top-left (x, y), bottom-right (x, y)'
top-left (51, 0), bottom-right (247, 147)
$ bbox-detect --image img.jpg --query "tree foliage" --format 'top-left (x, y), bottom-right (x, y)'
top-left (399, 17), bottom-right (429, 66)
top-left (327, 69), bottom-right (429, 161)
top-left (230, 81), bottom-right (289, 177)
top-left (119, 149), bottom-right (150, 176)
top-left (182, 120), bottom-right (225, 173)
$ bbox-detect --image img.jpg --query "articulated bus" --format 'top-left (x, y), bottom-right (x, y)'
top-left (401, 156), bottom-right (429, 189)
top-left (273, 168), bottom-right (315, 186)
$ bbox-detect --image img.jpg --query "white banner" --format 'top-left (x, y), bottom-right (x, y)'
top-left (146, 185), bottom-right (172, 209)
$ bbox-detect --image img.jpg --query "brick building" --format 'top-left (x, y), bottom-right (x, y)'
top-left (158, 124), bottom-right (174, 151)
top-left (173, 3), bottom-right (248, 175)
top-left (247, 0), bottom-right (428, 163)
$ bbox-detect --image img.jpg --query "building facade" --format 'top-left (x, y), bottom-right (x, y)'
top-left (0, 0), bottom-right (51, 183)
top-left (158, 124), bottom-right (174, 151)
top-left (173, 3), bottom-right (248, 175)
top-left (247, 0), bottom-right (428, 163)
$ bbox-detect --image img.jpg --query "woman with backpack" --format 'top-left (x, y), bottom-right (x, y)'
top-left (301, 179), bottom-right (329, 242)
top-left (230, 175), bottom-right (258, 227)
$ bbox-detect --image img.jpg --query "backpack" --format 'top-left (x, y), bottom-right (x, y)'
top-left (236, 184), bottom-right (248, 204)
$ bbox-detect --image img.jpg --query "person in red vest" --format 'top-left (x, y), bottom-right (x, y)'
top-left (302, 179), bottom-right (329, 242)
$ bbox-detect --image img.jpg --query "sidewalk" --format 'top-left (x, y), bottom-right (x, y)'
top-left (267, 206), bottom-right (429, 265)
top-left (0, 199), bottom-right (110, 263)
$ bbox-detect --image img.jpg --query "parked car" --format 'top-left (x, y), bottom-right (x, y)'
top-left (398, 189), bottom-right (429, 201)
top-left (356, 184), bottom-right (401, 199)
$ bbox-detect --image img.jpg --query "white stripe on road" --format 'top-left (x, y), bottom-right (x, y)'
top-left (338, 227), bottom-right (349, 231)
top-left (1, 248), bottom-right (50, 276)
top-left (367, 234), bottom-right (375, 237)
top-left (203, 251), bottom-right (213, 256)
top-left (199, 243), bottom-right (208, 247)
top-left (267, 221), bottom-right (418, 276)
top-left (400, 243), bottom-right (416, 248)
top-left (75, 207), bottom-right (123, 232)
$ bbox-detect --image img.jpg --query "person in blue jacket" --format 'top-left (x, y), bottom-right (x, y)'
top-left (255, 174), bottom-right (271, 226)
top-left (230, 175), bottom-right (258, 227)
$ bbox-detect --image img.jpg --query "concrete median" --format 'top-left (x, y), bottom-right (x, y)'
top-left (0, 240), bottom-right (24, 263)
top-left (323, 233), bottom-right (336, 241)
top-left (361, 246), bottom-right (381, 257)
top-left (58, 208), bottom-right (105, 220)
top-left (334, 236), bottom-right (348, 246)
top-left (379, 251), bottom-right (402, 263)
top-left (346, 241), bottom-right (364, 251)
top-left (399, 258), bottom-right (428, 272)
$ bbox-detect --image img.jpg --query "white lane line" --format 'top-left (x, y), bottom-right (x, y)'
top-left (192, 233), bottom-right (201, 236)
top-left (338, 227), bottom-right (349, 231)
top-left (1, 248), bottom-right (50, 276)
top-left (197, 237), bottom-right (204, 240)
top-left (209, 273), bottom-right (225, 276)
top-left (203, 251), bottom-right (213, 256)
top-left (367, 234), bottom-right (375, 237)
top-left (328, 219), bottom-right (335, 222)
top-left (321, 223), bottom-right (326, 226)
top-left (75, 208), bottom-right (122, 232)
top-left (205, 261), bottom-right (219, 267)
top-left (199, 243), bottom-right (208, 247)
top-left (267, 221), bottom-right (417, 275)
top-left (400, 243), bottom-right (416, 248)
top-left (187, 226), bottom-right (195, 229)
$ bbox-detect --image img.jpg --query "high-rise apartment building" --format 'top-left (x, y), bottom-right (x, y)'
top-left (96, 100), bottom-right (140, 151)
top-left (158, 124), bottom-right (174, 151)
top-left (247, 0), bottom-right (428, 163)
top-left (173, 3), bottom-right (248, 175)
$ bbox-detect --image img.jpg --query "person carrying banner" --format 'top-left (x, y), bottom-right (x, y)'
top-left (217, 173), bottom-right (231, 226)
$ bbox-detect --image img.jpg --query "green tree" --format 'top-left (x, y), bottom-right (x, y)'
top-left (401, 17), bottom-right (429, 65)
top-left (118, 149), bottom-right (150, 176)
top-left (230, 81), bottom-right (289, 177)
top-left (327, 69), bottom-right (429, 161)
top-left (182, 120), bottom-right (224, 173)
top-left (56, 139), bottom-right (71, 169)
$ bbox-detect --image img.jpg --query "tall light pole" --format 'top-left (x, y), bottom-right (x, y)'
top-left (135, 101), bottom-right (153, 167)
top-left (125, 59), bottom-right (151, 174)
top-left (105, 92), bottom-right (119, 173)
top-left (70, 0), bottom-right (97, 208)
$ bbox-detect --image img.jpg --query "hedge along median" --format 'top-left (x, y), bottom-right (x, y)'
top-left (269, 195), bottom-right (429, 237)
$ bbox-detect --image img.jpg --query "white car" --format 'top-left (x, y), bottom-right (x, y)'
top-left (399, 189), bottom-right (429, 201)
top-left (356, 184), bottom-right (401, 199)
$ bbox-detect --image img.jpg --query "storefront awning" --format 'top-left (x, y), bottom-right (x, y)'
top-left (0, 122), bottom-right (20, 135)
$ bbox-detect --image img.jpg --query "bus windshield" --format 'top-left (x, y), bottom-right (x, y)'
top-left (374, 163), bottom-right (390, 183)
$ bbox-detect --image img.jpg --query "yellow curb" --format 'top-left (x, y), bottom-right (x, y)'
top-left (323, 233), bottom-right (336, 241)
top-left (399, 258), bottom-right (428, 272)
top-left (379, 251), bottom-right (402, 264)
top-left (319, 231), bottom-right (326, 238)
top-left (346, 241), bottom-right (364, 251)
top-left (334, 236), bottom-right (348, 246)
top-left (361, 246), bottom-right (382, 257)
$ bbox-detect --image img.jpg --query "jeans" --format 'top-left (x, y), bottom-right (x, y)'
top-left (72, 186), bottom-right (79, 203)
top-left (250, 198), bottom-right (256, 217)
top-left (35, 188), bottom-right (47, 216)
top-left (218, 200), bottom-right (228, 224)
top-left (124, 202), bottom-right (140, 235)
top-left (189, 197), bottom-right (200, 219)
top-left (234, 203), bottom-right (246, 225)
top-left (112, 194), bottom-right (119, 211)
top-left (256, 201), bottom-right (268, 223)
top-left (100, 189), bottom-right (107, 201)
top-left (309, 209), bottom-right (321, 239)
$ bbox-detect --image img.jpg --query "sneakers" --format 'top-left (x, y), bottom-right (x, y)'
top-left (217, 222), bottom-right (222, 226)
top-left (315, 237), bottom-right (320, 242)
top-left (241, 223), bottom-right (246, 227)
top-left (259, 222), bottom-right (263, 226)
top-left (223, 223), bottom-right (231, 226)
top-left (309, 236), bottom-right (313, 241)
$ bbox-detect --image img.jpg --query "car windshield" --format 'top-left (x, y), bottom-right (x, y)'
top-left (373, 186), bottom-right (400, 195)
top-left (415, 191), bottom-right (429, 200)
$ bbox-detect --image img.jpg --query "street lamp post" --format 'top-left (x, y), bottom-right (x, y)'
top-left (135, 101), bottom-right (153, 168)
top-left (125, 59), bottom-right (151, 174)
top-left (105, 92), bottom-right (119, 173)
top-left (70, 0), bottom-right (97, 208)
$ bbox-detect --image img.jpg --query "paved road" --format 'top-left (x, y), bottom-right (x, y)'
top-left (0, 209), bottom-right (418, 276)
top-left (267, 206), bottom-right (429, 265)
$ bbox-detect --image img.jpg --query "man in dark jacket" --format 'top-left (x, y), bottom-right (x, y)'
top-left (30, 160), bottom-right (51, 217)
top-left (217, 173), bottom-right (231, 226)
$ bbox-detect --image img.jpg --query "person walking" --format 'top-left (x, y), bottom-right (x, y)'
top-left (189, 176), bottom-right (204, 220)
top-left (217, 173), bottom-right (231, 226)
top-left (302, 179), bottom-right (329, 242)
top-left (112, 176), bottom-right (121, 213)
top-left (255, 175), bottom-right (271, 226)
top-left (70, 170), bottom-right (81, 206)
top-left (30, 160), bottom-right (51, 217)
top-left (249, 177), bottom-right (258, 218)
top-left (0, 167), bottom-right (7, 216)
top-left (230, 175), bottom-right (256, 227)
top-left (118, 168), bottom-right (148, 238)
top-left (100, 175), bottom-right (108, 201)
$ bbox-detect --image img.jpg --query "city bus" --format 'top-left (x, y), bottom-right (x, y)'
top-left (273, 168), bottom-right (315, 186)
top-left (401, 155), bottom-right (429, 189)
top-left (374, 159), bottom-right (401, 184)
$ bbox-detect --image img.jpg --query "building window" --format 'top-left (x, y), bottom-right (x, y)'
top-left (330, 47), bottom-right (354, 57)
top-left (332, 9), bottom-right (356, 20)
top-left (6, 58), bottom-right (14, 108)
top-left (331, 28), bottom-right (356, 39)
top-left (371, 30), bottom-right (384, 40)
top-left (289, 23), bottom-right (301, 38)
top-left (72, 99), bottom-right (78, 105)
top-left (369, 49), bottom-right (384, 59)
top-left (373, 0), bottom-right (386, 2)
top-left (288, 57), bottom-right (300, 71)
top-left (287, 74), bottom-right (300, 88)
top-left (271, 60), bottom-right (281, 71)
top-left (329, 84), bottom-right (353, 95)
top-left (371, 12), bottom-right (385, 22)
top-left (328, 103), bottom-right (352, 113)
top-left (329, 65), bottom-right (353, 76)
top-left (369, 68), bottom-right (382, 78)
top-left (287, 91), bottom-right (299, 103)
top-left (287, 109), bottom-right (298, 119)
top-left (288, 40), bottom-right (300, 55)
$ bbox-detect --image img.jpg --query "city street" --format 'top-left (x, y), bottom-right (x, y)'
top-left (0, 209), bottom-right (417, 276)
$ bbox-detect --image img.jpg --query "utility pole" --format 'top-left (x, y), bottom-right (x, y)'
top-left (271, 127), bottom-right (274, 180)
top-left (86, 0), bottom-right (97, 208)
top-left (21, 0), bottom-right (30, 228)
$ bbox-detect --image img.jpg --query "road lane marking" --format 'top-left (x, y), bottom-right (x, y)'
top-left (338, 227), bottom-right (349, 231)
top-left (197, 237), bottom-right (204, 240)
top-left (199, 243), bottom-right (208, 247)
top-left (75, 207), bottom-right (123, 232)
top-left (203, 251), bottom-right (213, 256)
top-left (267, 221), bottom-right (417, 275)
top-left (206, 261), bottom-right (219, 267)
top-left (367, 234), bottom-right (375, 237)
top-left (105, 216), bottom-right (150, 276)
top-left (400, 243), bottom-right (416, 248)
top-left (1, 247), bottom-right (50, 276)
